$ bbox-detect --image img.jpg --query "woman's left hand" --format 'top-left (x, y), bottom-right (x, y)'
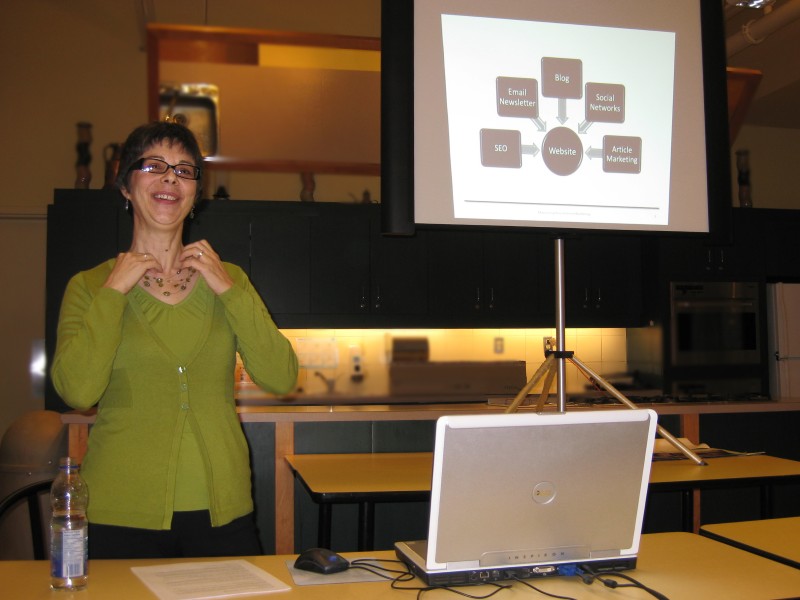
top-left (180, 240), bottom-right (234, 295)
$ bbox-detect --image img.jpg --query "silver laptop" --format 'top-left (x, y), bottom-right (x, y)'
top-left (395, 409), bottom-right (657, 586)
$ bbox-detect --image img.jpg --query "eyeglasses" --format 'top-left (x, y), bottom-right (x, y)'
top-left (130, 157), bottom-right (201, 180)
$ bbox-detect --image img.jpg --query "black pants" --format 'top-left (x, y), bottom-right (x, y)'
top-left (88, 511), bottom-right (262, 559)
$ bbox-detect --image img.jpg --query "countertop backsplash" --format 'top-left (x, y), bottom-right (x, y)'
top-left (237, 328), bottom-right (628, 398)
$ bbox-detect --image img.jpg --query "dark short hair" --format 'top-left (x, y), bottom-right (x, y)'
top-left (116, 121), bottom-right (204, 200)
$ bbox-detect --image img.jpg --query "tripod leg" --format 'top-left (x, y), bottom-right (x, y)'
top-left (536, 363), bottom-right (558, 412)
top-left (505, 354), bottom-right (556, 413)
top-left (569, 355), bottom-right (707, 466)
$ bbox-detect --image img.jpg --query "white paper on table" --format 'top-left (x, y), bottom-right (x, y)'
top-left (131, 559), bottom-right (290, 600)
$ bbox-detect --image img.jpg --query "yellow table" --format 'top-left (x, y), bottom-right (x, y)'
top-left (286, 453), bottom-right (800, 549)
top-left (649, 453), bottom-right (800, 531)
top-left (63, 401), bottom-right (800, 553)
top-left (285, 452), bottom-right (432, 550)
top-left (4, 533), bottom-right (800, 599)
top-left (701, 516), bottom-right (800, 569)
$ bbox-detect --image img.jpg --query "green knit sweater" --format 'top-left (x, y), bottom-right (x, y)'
top-left (52, 259), bottom-right (298, 529)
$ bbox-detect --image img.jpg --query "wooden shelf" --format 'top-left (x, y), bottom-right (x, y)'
top-left (202, 156), bottom-right (380, 176)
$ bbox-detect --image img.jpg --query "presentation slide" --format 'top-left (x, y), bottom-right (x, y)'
top-left (441, 15), bottom-right (675, 226)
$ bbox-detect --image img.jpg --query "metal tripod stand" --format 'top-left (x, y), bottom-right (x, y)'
top-left (504, 237), bottom-right (707, 466)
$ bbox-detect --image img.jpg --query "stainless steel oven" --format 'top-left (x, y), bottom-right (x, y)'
top-left (670, 281), bottom-right (761, 367)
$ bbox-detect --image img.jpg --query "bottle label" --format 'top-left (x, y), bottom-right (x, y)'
top-left (52, 528), bottom-right (87, 578)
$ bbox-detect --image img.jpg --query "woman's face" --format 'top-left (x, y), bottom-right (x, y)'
top-left (121, 139), bottom-right (198, 230)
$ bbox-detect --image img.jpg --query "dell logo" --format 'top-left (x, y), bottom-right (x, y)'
top-left (532, 481), bottom-right (556, 504)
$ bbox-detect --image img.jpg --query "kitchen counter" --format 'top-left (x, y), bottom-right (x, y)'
top-left (235, 390), bottom-right (492, 407)
top-left (234, 381), bottom-right (797, 412)
top-left (235, 382), bottom-right (800, 413)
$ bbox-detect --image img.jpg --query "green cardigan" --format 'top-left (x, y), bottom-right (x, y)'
top-left (52, 259), bottom-right (298, 529)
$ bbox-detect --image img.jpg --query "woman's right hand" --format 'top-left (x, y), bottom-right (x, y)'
top-left (102, 252), bottom-right (160, 294)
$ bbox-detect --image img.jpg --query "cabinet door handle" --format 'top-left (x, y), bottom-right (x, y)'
top-left (360, 285), bottom-right (368, 310)
top-left (488, 287), bottom-right (495, 310)
top-left (583, 287), bottom-right (589, 309)
top-left (475, 287), bottom-right (482, 311)
top-left (718, 248), bottom-right (725, 271)
top-left (374, 284), bottom-right (382, 311)
top-left (595, 287), bottom-right (602, 309)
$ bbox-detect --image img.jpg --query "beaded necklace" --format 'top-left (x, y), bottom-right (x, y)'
top-left (142, 267), bottom-right (197, 297)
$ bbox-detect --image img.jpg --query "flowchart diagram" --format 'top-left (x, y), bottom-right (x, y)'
top-left (439, 12), bottom-right (676, 225)
top-left (480, 57), bottom-right (641, 177)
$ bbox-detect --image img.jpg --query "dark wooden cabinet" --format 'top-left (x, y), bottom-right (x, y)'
top-left (251, 204), bottom-right (428, 326)
top-left (51, 194), bottom-right (794, 347)
top-left (308, 210), bottom-right (371, 315)
top-left (564, 235), bottom-right (645, 327)
top-left (482, 231), bottom-right (552, 324)
top-left (427, 230), bottom-right (483, 321)
top-left (303, 206), bottom-right (430, 323)
top-left (423, 231), bottom-right (644, 329)
top-left (45, 193), bottom-right (652, 344)
top-left (657, 237), bottom-right (762, 281)
top-left (187, 203), bottom-right (251, 276)
top-left (250, 210), bottom-right (311, 316)
top-left (370, 226), bottom-right (429, 319)
top-left (750, 209), bottom-right (800, 280)
top-left (427, 230), bottom-right (552, 326)
top-left (656, 211), bottom-right (765, 282)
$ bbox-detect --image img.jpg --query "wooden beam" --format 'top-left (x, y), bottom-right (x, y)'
top-left (274, 422), bottom-right (295, 554)
top-left (727, 67), bottom-right (763, 143)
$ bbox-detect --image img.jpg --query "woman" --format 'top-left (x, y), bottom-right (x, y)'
top-left (51, 121), bottom-right (298, 558)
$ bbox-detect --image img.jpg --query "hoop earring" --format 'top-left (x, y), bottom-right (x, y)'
top-left (124, 198), bottom-right (130, 212)
top-left (189, 205), bottom-right (195, 220)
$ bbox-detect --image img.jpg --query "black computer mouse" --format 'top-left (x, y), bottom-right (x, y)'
top-left (293, 547), bottom-right (350, 575)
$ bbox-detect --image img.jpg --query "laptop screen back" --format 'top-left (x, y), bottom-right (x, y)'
top-left (427, 410), bottom-right (657, 570)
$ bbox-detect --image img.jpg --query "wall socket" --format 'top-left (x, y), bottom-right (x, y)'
top-left (494, 337), bottom-right (504, 354)
top-left (543, 337), bottom-right (556, 355)
top-left (349, 345), bottom-right (364, 382)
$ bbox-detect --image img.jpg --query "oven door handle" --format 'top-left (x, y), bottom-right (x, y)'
top-left (673, 300), bottom-right (756, 309)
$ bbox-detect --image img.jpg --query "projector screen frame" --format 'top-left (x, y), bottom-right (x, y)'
top-left (380, 0), bottom-right (733, 241)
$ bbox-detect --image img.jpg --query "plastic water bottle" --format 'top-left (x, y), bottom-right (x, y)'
top-left (50, 457), bottom-right (89, 591)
